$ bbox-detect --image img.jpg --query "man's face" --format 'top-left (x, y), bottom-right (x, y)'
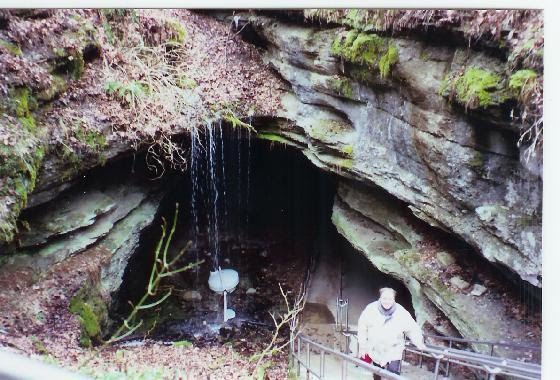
top-left (380, 292), bottom-right (396, 309)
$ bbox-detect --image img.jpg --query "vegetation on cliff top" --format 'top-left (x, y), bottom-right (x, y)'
top-left (306, 9), bottom-right (543, 158)
top-left (0, 9), bottom-right (284, 244)
top-left (304, 9), bottom-right (543, 72)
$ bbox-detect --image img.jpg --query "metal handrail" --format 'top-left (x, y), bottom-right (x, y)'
top-left (292, 334), bottom-right (407, 379)
top-left (330, 327), bottom-right (540, 379)
top-left (422, 345), bottom-right (541, 370)
top-left (336, 327), bottom-right (540, 357)
top-left (405, 346), bottom-right (541, 380)
top-left (423, 333), bottom-right (541, 354)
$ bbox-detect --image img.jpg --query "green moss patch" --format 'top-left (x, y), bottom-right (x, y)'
top-left (0, 119), bottom-right (45, 244)
top-left (172, 340), bottom-right (193, 348)
top-left (0, 39), bottom-right (22, 56)
top-left (105, 80), bottom-right (149, 105)
top-left (309, 119), bottom-right (350, 141)
top-left (325, 76), bottom-right (353, 98)
top-left (9, 87), bottom-right (37, 118)
top-left (36, 75), bottom-right (68, 102)
top-left (222, 110), bottom-right (256, 132)
top-left (74, 128), bottom-right (107, 152)
top-left (176, 75), bottom-right (197, 90)
top-left (378, 45), bottom-right (398, 78)
top-left (333, 157), bottom-right (353, 170)
top-left (331, 30), bottom-right (398, 78)
top-left (69, 285), bottom-right (108, 347)
top-left (53, 47), bottom-right (85, 80)
top-left (257, 132), bottom-right (291, 145)
top-left (166, 19), bottom-right (186, 44)
top-left (341, 145), bottom-right (354, 157)
top-left (51, 126), bottom-right (107, 181)
top-left (508, 69), bottom-right (538, 94)
top-left (441, 67), bottom-right (509, 110)
top-left (6, 87), bottom-right (39, 134)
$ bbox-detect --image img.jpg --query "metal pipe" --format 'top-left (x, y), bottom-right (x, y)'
top-left (423, 334), bottom-right (540, 352)
top-left (320, 350), bottom-right (325, 378)
top-left (445, 340), bottom-right (452, 377)
top-left (297, 336), bottom-right (301, 376)
top-left (405, 347), bottom-right (541, 378)
top-left (296, 335), bottom-right (406, 379)
top-left (433, 360), bottom-right (440, 380)
top-left (223, 290), bottom-right (227, 323)
top-left (306, 341), bottom-right (310, 380)
top-left (345, 298), bottom-right (349, 331)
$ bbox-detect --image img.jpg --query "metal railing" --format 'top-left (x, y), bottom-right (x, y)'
top-left (404, 344), bottom-right (541, 380)
top-left (406, 334), bottom-right (540, 379)
top-left (292, 334), bottom-right (407, 379)
top-left (332, 299), bottom-right (541, 379)
top-left (422, 333), bottom-right (541, 359)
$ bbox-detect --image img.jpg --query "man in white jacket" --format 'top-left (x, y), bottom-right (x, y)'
top-left (358, 287), bottom-right (427, 378)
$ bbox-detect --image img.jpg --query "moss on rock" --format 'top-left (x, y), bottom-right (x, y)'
top-left (257, 132), bottom-right (291, 145)
top-left (69, 284), bottom-right (108, 347)
top-left (176, 75), bottom-right (198, 90)
top-left (36, 75), bottom-right (68, 102)
top-left (74, 128), bottom-right (107, 152)
top-left (10, 87), bottom-right (37, 118)
top-left (166, 19), bottom-right (187, 44)
top-left (325, 76), bottom-right (354, 98)
top-left (0, 38), bottom-right (22, 56)
top-left (378, 45), bottom-right (399, 78)
top-left (54, 47), bottom-right (85, 80)
top-left (0, 118), bottom-right (45, 244)
top-left (341, 145), bottom-right (354, 157)
top-left (222, 110), bottom-right (256, 132)
top-left (331, 30), bottom-right (398, 78)
top-left (309, 119), bottom-right (350, 141)
top-left (440, 67), bottom-right (510, 110)
top-left (508, 69), bottom-right (539, 102)
top-left (509, 69), bottom-right (537, 90)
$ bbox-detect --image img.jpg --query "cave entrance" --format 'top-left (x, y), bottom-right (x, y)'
top-left (114, 127), bottom-right (414, 348)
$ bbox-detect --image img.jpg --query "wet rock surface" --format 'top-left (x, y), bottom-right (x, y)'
top-left (239, 14), bottom-right (542, 287)
top-left (330, 181), bottom-right (541, 359)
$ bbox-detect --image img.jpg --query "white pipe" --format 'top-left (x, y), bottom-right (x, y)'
top-left (223, 290), bottom-right (227, 322)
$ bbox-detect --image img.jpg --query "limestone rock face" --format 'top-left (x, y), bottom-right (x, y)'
top-left (1, 175), bottom-right (164, 299)
top-left (245, 15), bottom-right (542, 287)
top-left (331, 181), bottom-right (540, 354)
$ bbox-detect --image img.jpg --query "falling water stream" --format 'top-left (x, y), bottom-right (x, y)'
top-left (205, 122), bottom-right (221, 270)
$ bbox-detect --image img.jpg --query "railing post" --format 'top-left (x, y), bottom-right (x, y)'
top-left (297, 337), bottom-right (301, 376)
top-left (486, 345), bottom-right (495, 380)
top-left (433, 358), bottom-right (441, 380)
top-left (432, 353), bottom-right (444, 380)
top-left (320, 349), bottom-right (325, 378)
top-left (445, 341), bottom-right (452, 377)
top-left (306, 342), bottom-right (310, 380)
top-left (345, 298), bottom-right (349, 331)
top-left (483, 365), bottom-right (502, 380)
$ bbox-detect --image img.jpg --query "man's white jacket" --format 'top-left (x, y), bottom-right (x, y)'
top-left (357, 301), bottom-right (424, 366)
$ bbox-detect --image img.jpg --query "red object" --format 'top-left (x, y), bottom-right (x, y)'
top-left (360, 353), bottom-right (373, 364)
